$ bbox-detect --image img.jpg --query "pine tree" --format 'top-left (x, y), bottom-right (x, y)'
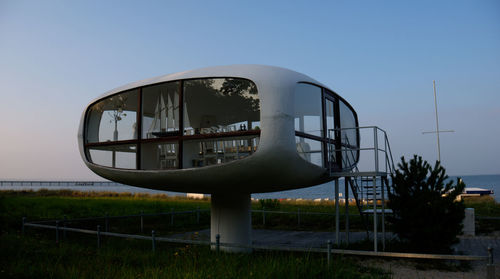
top-left (387, 155), bottom-right (465, 253)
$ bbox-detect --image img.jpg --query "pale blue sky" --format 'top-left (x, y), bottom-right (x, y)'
top-left (0, 0), bottom-right (499, 179)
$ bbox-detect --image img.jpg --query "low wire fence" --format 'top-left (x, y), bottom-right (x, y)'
top-left (21, 208), bottom-right (496, 278)
top-left (22, 207), bottom-right (368, 232)
top-left (0, 180), bottom-right (120, 186)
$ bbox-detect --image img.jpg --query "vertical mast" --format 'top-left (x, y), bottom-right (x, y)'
top-left (433, 80), bottom-right (441, 162)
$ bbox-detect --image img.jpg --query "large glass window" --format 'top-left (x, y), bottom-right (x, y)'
top-left (294, 83), bottom-right (324, 167)
top-left (86, 90), bottom-right (139, 143)
top-left (295, 136), bottom-right (323, 167)
top-left (340, 100), bottom-right (358, 168)
top-left (325, 98), bottom-right (335, 139)
top-left (142, 82), bottom-right (180, 139)
top-left (183, 136), bottom-right (259, 168)
top-left (183, 78), bottom-right (260, 135)
top-left (84, 78), bottom-right (260, 170)
top-left (294, 83), bottom-right (323, 137)
top-left (294, 83), bottom-right (359, 170)
top-left (141, 142), bottom-right (179, 170)
top-left (87, 144), bottom-right (137, 169)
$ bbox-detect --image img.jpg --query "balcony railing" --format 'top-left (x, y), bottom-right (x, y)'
top-left (327, 126), bottom-right (395, 177)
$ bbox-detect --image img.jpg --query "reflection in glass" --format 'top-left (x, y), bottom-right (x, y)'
top-left (85, 78), bottom-right (262, 171)
top-left (295, 136), bottom-right (323, 167)
top-left (294, 83), bottom-right (323, 137)
top-left (183, 136), bottom-right (259, 168)
top-left (142, 82), bottom-right (180, 139)
top-left (88, 144), bottom-right (137, 169)
top-left (325, 98), bottom-right (335, 139)
top-left (86, 90), bottom-right (138, 143)
top-left (183, 78), bottom-right (260, 135)
top-left (340, 100), bottom-right (358, 169)
top-left (141, 142), bottom-right (178, 169)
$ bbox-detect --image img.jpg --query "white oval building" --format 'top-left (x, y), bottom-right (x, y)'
top-left (78, 65), bottom-right (359, 251)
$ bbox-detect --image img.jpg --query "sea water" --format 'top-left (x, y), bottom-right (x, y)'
top-left (253, 174), bottom-right (500, 201)
top-left (1, 174), bottom-right (499, 201)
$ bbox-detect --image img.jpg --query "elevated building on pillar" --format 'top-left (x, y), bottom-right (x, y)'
top-left (78, 64), bottom-right (394, 252)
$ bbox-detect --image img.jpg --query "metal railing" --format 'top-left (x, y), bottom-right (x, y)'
top-left (21, 212), bottom-right (495, 277)
top-left (0, 180), bottom-right (121, 187)
top-left (326, 126), bottom-right (396, 252)
top-left (25, 208), bottom-right (365, 230)
top-left (23, 221), bottom-right (493, 261)
top-left (327, 126), bottom-right (395, 176)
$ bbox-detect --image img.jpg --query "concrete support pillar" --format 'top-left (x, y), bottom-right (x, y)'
top-left (211, 192), bottom-right (251, 252)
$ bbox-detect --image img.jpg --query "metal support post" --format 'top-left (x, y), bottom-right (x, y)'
top-left (170, 208), bottom-right (174, 226)
top-left (97, 225), bottom-right (101, 249)
top-left (63, 215), bottom-right (67, 239)
top-left (297, 208), bottom-right (301, 227)
top-left (327, 240), bottom-right (332, 266)
top-left (105, 212), bottom-right (109, 232)
top-left (374, 128), bottom-right (379, 173)
top-left (216, 234), bottom-right (220, 253)
top-left (140, 210), bottom-right (144, 233)
top-left (55, 221), bottom-right (60, 244)
top-left (384, 135), bottom-right (389, 173)
top-left (381, 177), bottom-right (386, 251)
top-left (487, 246), bottom-right (495, 279)
top-left (196, 207), bottom-right (200, 224)
top-left (22, 217), bottom-right (26, 236)
top-left (335, 179), bottom-right (340, 246)
top-left (152, 230), bottom-right (156, 252)
top-left (345, 177), bottom-right (350, 245)
top-left (262, 207), bottom-right (266, 225)
top-left (373, 176), bottom-right (378, 252)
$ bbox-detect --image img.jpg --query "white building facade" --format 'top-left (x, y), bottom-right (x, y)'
top-left (78, 65), bottom-right (359, 251)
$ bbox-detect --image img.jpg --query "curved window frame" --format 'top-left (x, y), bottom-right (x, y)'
top-left (84, 77), bottom-right (261, 170)
top-left (294, 82), bottom-right (360, 170)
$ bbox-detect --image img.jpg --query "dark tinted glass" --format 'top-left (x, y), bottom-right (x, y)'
top-left (141, 142), bottom-right (179, 169)
top-left (183, 78), bottom-right (260, 135)
top-left (142, 82), bottom-right (180, 139)
top-left (88, 144), bottom-right (137, 169)
top-left (86, 90), bottom-right (138, 143)
top-left (340, 100), bottom-right (358, 168)
top-left (294, 83), bottom-right (323, 137)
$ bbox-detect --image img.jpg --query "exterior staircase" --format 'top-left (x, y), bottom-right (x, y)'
top-left (328, 126), bottom-right (395, 251)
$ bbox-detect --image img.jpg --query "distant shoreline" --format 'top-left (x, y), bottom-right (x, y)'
top-left (1, 174), bottom-right (499, 202)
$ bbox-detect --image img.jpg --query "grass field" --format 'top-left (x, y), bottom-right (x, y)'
top-left (0, 190), bottom-right (391, 279)
top-left (1, 190), bottom-right (498, 278)
top-left (0, 189), bottom-right (369, 233)
top-left (462, 195), bottom-right (500, 233)
top-left (2, 189), bottom-right (497, 233)
top-left (2, 232), bottom-right (391, 279)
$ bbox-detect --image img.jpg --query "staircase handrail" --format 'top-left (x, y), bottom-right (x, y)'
top-left (327, 126), bottom-right (395, 176)
top-left (384, 133), bottom-right (396, 175)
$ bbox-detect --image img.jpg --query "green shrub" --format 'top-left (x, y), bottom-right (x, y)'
top-left (387, 155), bottom-right (465, 253)
top-left (259, 199), bottom-right (280, 210)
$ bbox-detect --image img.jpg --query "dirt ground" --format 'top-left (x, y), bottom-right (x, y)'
top-left (359, 258), bottom-right (498, 279)
top-left (171, 229), bottom-right (499, 278)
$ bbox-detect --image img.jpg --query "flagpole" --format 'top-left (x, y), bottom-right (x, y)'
top-left (423, 80), bottom-right (454, 163)
top-left (433, 80), bottom-right (441, 162)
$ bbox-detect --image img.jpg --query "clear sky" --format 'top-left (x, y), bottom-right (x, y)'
top-left (0, 0), bottom-right (499, 180)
